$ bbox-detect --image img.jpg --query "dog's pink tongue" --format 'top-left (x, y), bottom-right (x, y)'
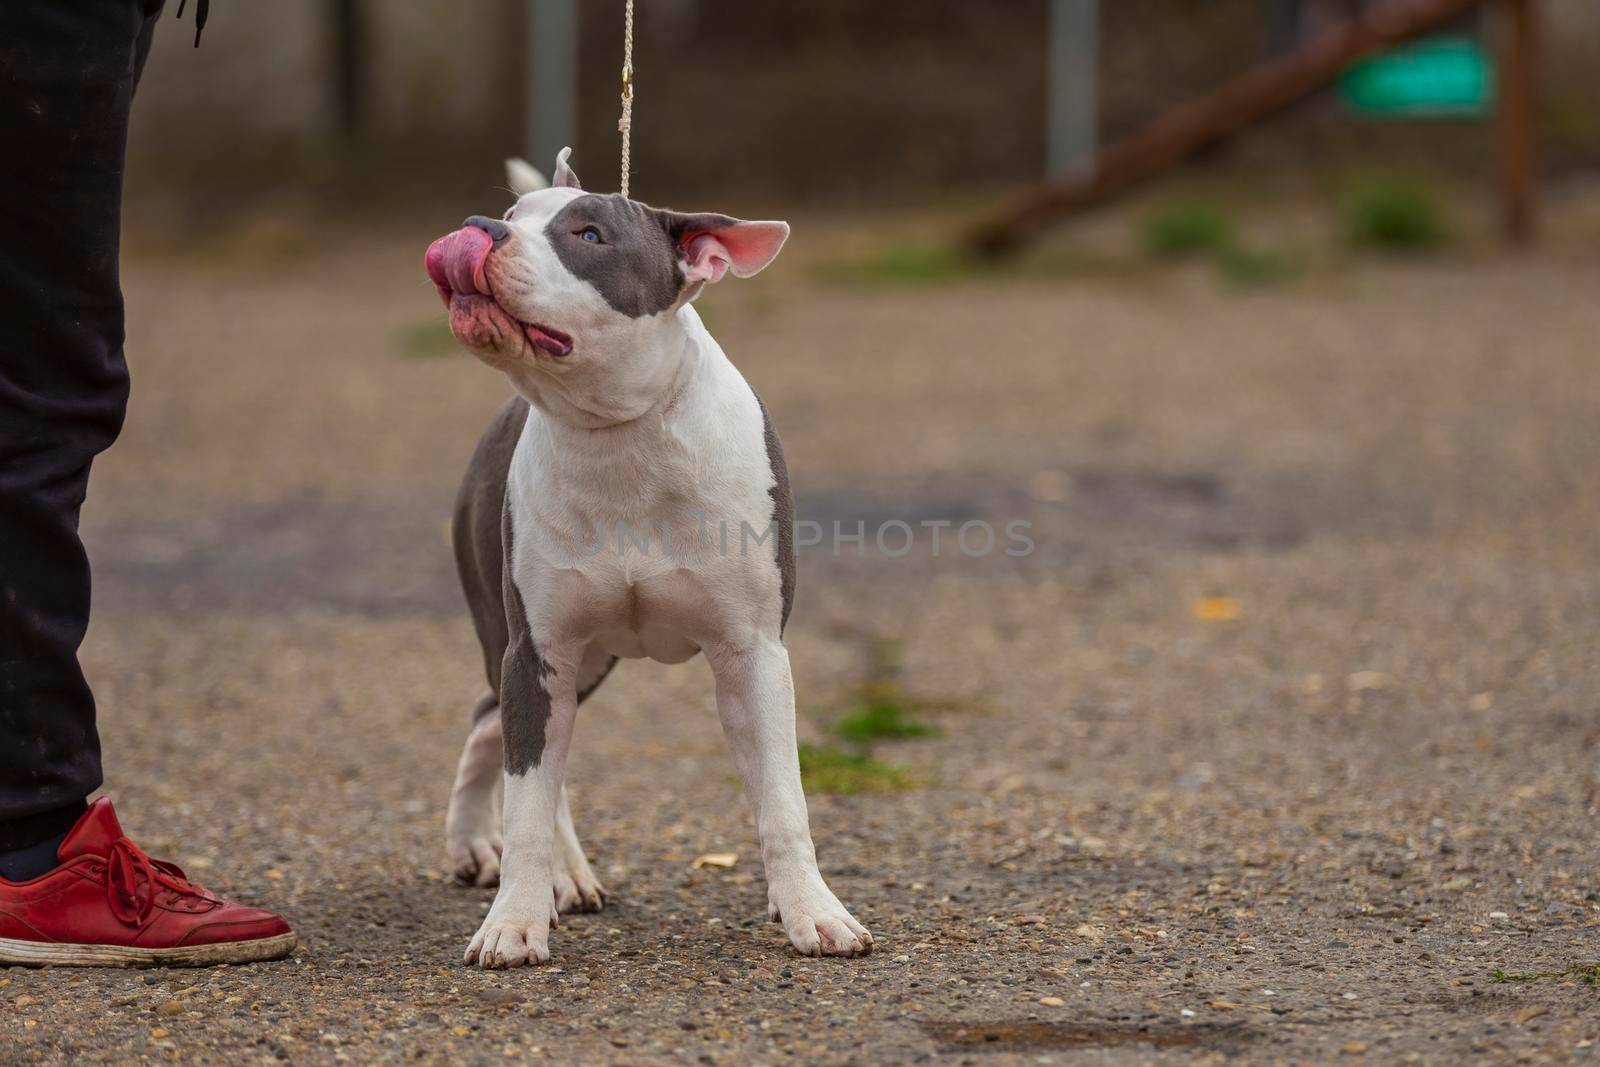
top-left (424, 227), bottom-right (494, 303)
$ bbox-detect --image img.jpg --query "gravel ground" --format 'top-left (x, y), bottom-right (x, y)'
top-left (3, 205), bottom-right (1599, 1064)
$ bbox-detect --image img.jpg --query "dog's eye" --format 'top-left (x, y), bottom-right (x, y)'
top-left (576, 226), bottom-right (604, 244)
top-left (503, 207), bottom-right (516, 221)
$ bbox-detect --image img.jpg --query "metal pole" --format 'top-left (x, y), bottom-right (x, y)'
top-left (527, 0), bottom-right (578, 170)
top-left (1495, 0), bottom-right (1538, 245)
top-left (1047, 0), bottom-right (1100, 175)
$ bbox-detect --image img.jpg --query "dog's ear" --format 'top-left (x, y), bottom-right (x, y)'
top-left (505, 157), bottom-right (548, 196)
top-left (658, 212), bottom-right (790, 286)
top-left (552, 146), bottom-right (581, 190)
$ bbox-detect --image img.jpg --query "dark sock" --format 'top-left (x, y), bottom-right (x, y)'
top-left (0, 829), bottom-right (71, 882)
top-left (0, 799), bottom-right (87, 882)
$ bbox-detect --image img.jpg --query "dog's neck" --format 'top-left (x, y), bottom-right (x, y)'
top-left (507, 305), bottom-right (709, 432)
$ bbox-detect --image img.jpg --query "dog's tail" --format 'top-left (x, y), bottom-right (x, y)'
top-left (505, 158), bottom-right (549, 196)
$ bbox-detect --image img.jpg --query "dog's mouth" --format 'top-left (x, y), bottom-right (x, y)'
top-left (425, 227), bottom-right (574, 358)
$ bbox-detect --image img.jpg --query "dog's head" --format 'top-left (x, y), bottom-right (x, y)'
top-left (426, 148), bottom-right (788, 416)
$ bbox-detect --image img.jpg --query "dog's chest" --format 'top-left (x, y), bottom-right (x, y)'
top-left (508, 387), bottom-right (781, 661)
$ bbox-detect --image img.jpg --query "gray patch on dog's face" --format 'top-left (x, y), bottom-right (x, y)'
top-left (753, 392), bottom-right (796, 634)
top-left (545, 194), bottom-right (685, 318)
top-left (500, 501), bottom-right (554, 775)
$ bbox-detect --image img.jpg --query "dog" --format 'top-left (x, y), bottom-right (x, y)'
top-left (426, 149), bottom-right (872, 968)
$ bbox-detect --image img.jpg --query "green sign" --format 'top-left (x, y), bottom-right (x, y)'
top-left (1341, 36), bottom-right (1494, 118)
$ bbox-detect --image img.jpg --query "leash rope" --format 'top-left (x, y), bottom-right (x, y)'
top-left (618, 0), bottom-right (635, 197)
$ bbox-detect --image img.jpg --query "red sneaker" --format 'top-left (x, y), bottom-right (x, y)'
top-left (0, 798), bottom-right (296, 967)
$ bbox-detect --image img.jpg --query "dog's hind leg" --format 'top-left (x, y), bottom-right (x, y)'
top-left (445, 692), bottom-right (505, 886)
top-left (552, 785), bottom-right (606, 913)
top-left (552, 644), bottom-right (613, 912)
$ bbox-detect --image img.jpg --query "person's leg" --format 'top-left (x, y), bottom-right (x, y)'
top-left (0, 0), bottom-right (162, 864)
top-left (0, 3), bottom-right (296, 965)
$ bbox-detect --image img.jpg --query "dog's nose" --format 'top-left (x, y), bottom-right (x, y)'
top-left (463, 215), bottom-right (511, 248)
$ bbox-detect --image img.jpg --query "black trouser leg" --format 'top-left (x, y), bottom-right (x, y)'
top-left (0, 1), bottom-right (162, 849)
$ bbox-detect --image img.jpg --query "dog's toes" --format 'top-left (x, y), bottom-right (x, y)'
top-left (465, 921), bottom-right (549, 969)
top-left (472, 847), bottom-right (501, 888)
top-left (772, 884), bottom-right (872, 958)
top-left (782, 913), bottom-right (871, 958)
top-left (463, 927), bottom-right (490, 967)
top-left (554, 868), bottom-right (607, 914)
top-left (815, 914), bottom-right (872, 957)
top-left (553, 871), bottom-right (580, 914)
top-left (448, 837), bottom-right (503, 887)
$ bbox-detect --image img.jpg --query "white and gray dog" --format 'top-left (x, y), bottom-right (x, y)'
top-left (425, 149), bottom-right (871, 968)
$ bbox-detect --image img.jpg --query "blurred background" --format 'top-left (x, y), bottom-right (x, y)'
top-left (32, 1), bottom-right (1600, 1061)
top-left (125, 0), bottom-right (1600, 210)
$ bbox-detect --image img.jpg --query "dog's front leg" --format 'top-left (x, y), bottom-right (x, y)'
top-left (464, 637), bottom-right (578, 969)
top-left (708, 638), bottom-right (872, 957)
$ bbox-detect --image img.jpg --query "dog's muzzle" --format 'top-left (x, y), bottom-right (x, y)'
top-left (425, 218), bottom-right (508, 305)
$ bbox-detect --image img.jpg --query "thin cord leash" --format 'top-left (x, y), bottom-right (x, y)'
top-left (618, 0), bottom-right (635, 197)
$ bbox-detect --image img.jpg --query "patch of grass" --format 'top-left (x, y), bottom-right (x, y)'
top-left (1491, 962), bottom-right (1600, 987)
top-left (396, 318), bottom-right (457, 359)
top-left (835, 689), bottom-right (939, 743)
top-left (1342, 173), bottom-right (1450, 251)
top-left (1141, 201), bottom-right (1235, 258)
top-left (1216, 244), bottom-right (1301, 289)
top-left (827, 638), bottom-right (969, 742)
top-left (797, 744), bottom-right (913, 795)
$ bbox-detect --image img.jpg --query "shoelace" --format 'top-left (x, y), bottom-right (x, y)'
top-left (174, 0), bottom-right (210, 48)
top-left (104, 838), bottom-right (218, 927)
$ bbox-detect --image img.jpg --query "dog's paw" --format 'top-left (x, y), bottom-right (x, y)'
top-left (553, 866), bottom-right (607, 914)
top-left (446, 833), bottom-right (502, 887)
top-left (769, 880), bottom-right (873, 958)
top-left (464, 907), bottom-right (555, 969)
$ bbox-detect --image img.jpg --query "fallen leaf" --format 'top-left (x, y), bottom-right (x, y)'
top-left (1516, 1005), bottom-right (1549, 1024)
top-left (692, 852), bottom-right (738, 869)
top-left (1038, 996), bottom-right (1065, 1006)
top-left (1341, 1042), bottom-right (1368, 1054)
top-left (1191, 596), bottom-right (1241, 622)
top-left (1210, 1000), bottom-right (1241, 1010)
top-left (150, 1028), bottom-right (169, 1039)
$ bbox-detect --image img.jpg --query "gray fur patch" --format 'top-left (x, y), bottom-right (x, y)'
top-left (453, 396), bottom-right (529, 695)
top-left (546, 195), bottom-right (685, 318)
top-left (499, 500), bottom-right (554, 775)
top-left (753, 393), bottom-right (796, 634)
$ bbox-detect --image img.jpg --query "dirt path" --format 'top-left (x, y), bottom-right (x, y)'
top-left (3, 219), bottom-right (1598, 1064)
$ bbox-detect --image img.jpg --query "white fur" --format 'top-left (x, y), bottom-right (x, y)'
top-left (451, 160), bottom-right (869, 967)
